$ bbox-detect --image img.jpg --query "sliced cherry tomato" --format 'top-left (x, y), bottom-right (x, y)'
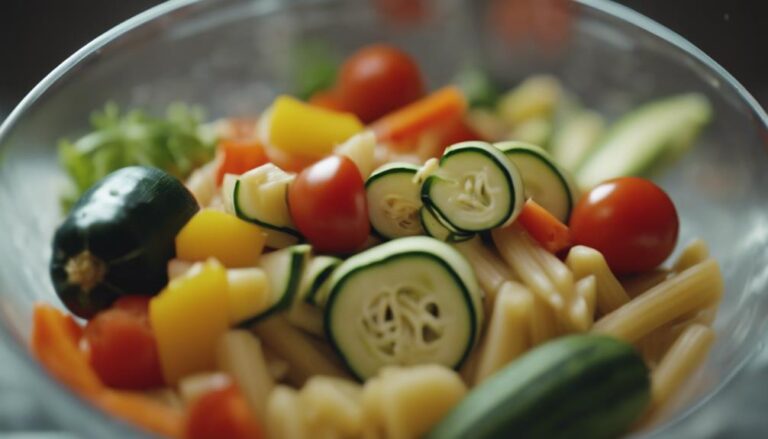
top-left (185, 383), bottom-right (264, 439)
top-left (288, 155), bottom-right (370, 253)
top-left (569, 177), bottom-right (679, 275)
top-left (84, 296), bottom-right (164, 390)
top-left (215, 139), bottom-right (270, 186)
top-left (337, 44), bottom-right (425, 123)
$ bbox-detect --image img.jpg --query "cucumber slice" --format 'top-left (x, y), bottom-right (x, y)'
top-left (494, 141), bottom-right (576, 222)
top-left (225, 164), bottom-right (302, 248)
top-left (422, 141), bottom-right (524, 233)
top-left (550, 110), bottom-right (605, 173)
top-left (419, 207), bottom-right (474, 243)
top-left (325, 236), bottom-right (483, 380)
top-left (577, 93), bottom-right (712, 189)
top-left (237, 244), bottom-right (311, 327)
top-left (365, 163), bottom-right (424, 240)
top-left (299, 256), bottom-right (342, 306)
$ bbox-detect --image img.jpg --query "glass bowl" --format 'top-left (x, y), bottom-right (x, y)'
top-left (0, 0), bottom-right (766, 437)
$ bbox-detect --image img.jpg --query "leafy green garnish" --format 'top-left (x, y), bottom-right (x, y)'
top-left (58, 102), bottom-right (216, 210)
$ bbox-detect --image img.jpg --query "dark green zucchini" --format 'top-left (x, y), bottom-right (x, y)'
top-left (425, 334), bottom-right (650, 439)
top-left (50, 166), bottom-right (199, 318)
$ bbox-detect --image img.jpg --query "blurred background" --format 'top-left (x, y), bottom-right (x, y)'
top-left (0, 0), bottom-right (765, 437)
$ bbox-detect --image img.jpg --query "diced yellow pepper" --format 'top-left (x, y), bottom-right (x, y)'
top-left (226, 267), bottom-right (270, 325)
top-left (267, 95), bottom-right (364, 157)
top-left (175, 209), bottom-right (266, 268)
top-left (150, 260), bottom-right (230, 384)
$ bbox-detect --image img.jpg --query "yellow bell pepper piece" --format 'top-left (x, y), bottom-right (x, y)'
top-left (226, 267), bottom-right (270, 325)
top-left (150, 260), bottom-right (230, 384)
top-left (267, 96), bottom-right (364, 157)
top-left (176, 209), bottom-right (266, 268)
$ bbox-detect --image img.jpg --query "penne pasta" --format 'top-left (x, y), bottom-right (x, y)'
top-left (254, 316), bottom-right (351, 386)
top-left (592, 259), bottom-right (723, 343)
top-left (571, 275), bottom-right (597, 331)
top-left (672, 239), bottom-right (709, 273)
top-left (651, 324), bottom-right (715, 411)
top-left (473, 281), bottom-right (533, 384)
top-left (566, 246), bottom-right (631, 315)
top-left (529, 292), bottom-right (560, 346)
top-left (217, 330), bottom-right (275, 420)
top-left (529, 240), bottom-right (576, 307)
top-left (300, 376), bottom-right (364, 437)
top-left (492, 225), bottom-right (564, 311)
top-left (267, 385), bottom-right (310, 439)
top-left (621, 269), bottom-right (671, 298)
top-left (453, 237), bottom-right (516, 308)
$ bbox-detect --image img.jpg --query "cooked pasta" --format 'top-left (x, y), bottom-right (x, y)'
top-left (529, 292), bottom-right (560, 346)
top-left (621, 269), bottom-right (670, 298)
top-left (453, 237), bottom-right (516, 306)
top-left (254, 317), bottom-right (351, 385)
top-left (492, 225), bottom-right (565, 312)
top-left (299, 376), bottom-right (364, 437)
top-left (650, 324), bottom-right (715, 411)
top-left (266, 386), bottom-right (309, 439)
top-left (573, 275), bottom-right (597, 331)
top-left (592, 259), bottom-right (723, 343)
top-left (566, 246), bottom-right (631, 315)
top-left (473, 281), bottom-right (533, 384)
top-left (216, 330), bottom-right (275, 419)
top-left (672, 239), bottom-right (710, 273)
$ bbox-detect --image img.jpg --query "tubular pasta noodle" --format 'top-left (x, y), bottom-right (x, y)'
top-left (592, 259), bottom-right (723, 343)
top-left (453, 237), bottom-right (516, 308)
top-left (529, 291), bottom-right (559, 347)
top-left (566, 246), bottom-right (631, 315)
top-left (266, 385), bottom-right (310, 439)
top-left (571, 275), bottom-right (597, 332)
top-left (492, 225), bottom-right (564, 311)
top-left (529, 238), bottom-right (576, 308)
top-left (621, 269), bottom-right (670, 298)
top-left (672, 239), bottom-right (710, 273)
top-left (651, 324), bottom-right (715, 411)
top-left (473, 281), bottom-right (533, 384)
top-left (254, 316), bottom-right (351, 386)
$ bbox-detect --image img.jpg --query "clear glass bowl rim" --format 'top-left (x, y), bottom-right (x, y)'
top-left (0, 0), bottom-right (766, 437)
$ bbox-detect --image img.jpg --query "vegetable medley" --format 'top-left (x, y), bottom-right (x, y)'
top-left (35, 44), bottom-right (721, 439)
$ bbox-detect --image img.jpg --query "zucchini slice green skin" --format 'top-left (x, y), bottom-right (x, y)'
top-left (232, 180), bottom-right (302, 243)
top-left (419, 207), bottom-right (474, 243)
top-left (50, 166), bottom-right (199, 318)
top-left (425, 335), bottom-right (650, 439)
top-left (299, 256), bottom-right (342, 306)
top-left (324, 236), bottom-right (483, 380)
top-left (576, 93), bottom-right (712, 189)
top-left (494, 141), bottom-right (576, 223)
top-left (365, 163), bottom-right (424, 240)
top-left (422, 141), bottom-right (524, 233)
top-left (236, 244), bottom-right (311, 327)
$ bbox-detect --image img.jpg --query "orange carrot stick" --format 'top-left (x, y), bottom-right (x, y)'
top-left (516, 199), bottom-right (572, 253)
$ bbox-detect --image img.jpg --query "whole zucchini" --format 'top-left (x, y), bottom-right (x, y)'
top-left (425, 334), bottom-right (651, 439)
top-left (50, 166), bottom-right (198, 318)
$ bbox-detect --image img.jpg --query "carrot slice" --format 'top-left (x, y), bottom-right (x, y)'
top-left (516, 199), bottom-right (572, 253)
top-left (370, 86), bottom-right (467, 150)
top-left (97, 390), bottom-right (184, 438)
top-left (215, 139), bottom-right (270, 186)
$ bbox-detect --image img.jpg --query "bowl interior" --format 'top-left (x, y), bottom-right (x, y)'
top-left (1, 0), bottom-right (767, 436)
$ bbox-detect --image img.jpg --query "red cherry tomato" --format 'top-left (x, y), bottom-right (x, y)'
top-left (288, 155), bottom-right (370, 253)
top-left (569, 177), bottom-right (679, 275)
top-left (185, 383), bottom-right (264, 439)
top-left (84, 296), bottom-right (164, 389)
top-left (337, 44), bottom-right (425, 123)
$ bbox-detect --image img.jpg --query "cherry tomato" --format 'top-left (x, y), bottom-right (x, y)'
top-left (185, 383), bottom-right (264, 439)
top-left (569, 177), bottom-right (679, 275)
top-left (337, 44), bottom-right (425, 123)
top-left (288, 155), bottom-right (370, 253)
top-left (84, 296), bottom-right (164, 389)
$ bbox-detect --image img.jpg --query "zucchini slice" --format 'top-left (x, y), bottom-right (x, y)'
top-left (494, 141), bottom-right (576, 222)
top-left (223, 164), bottom-right (302, 248)
top-left (422, 141), bottom-right (524, 233)
top-left (237, 244), bottom-right (310, 327)
top-left (325, 236), bottom-right (483, 380)
top-left (419, 207), bottom-right (474, 243)
top-left (287, 256), bottom-right (342, 336)
top-left (365, 163), bottom-right (424, 240)
top-left (577, 93), bottom-right (712, 189)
